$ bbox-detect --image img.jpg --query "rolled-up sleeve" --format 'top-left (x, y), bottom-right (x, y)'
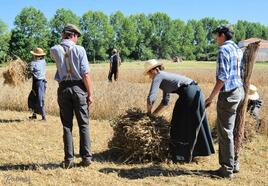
top-left (161, 92), bottom-right (170, 105)
top-left (217, 50), bottom-right (229, 82)
top-left (147, 77), bottom-right (161, 105)
top-left (80, 47), bottom-right (89, 75)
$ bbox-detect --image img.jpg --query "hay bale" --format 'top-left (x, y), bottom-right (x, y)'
top-left (108, 108), bottom-right (170, 163)
top-left (2, 58), bottom-right (30, 87)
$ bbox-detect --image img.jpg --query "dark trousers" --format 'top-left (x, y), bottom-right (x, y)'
top-left (57, 80), bottom-right (92, 161)
top-left (108, 68), bottom-right (118, 81)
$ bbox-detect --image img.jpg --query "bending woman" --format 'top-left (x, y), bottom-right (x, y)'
top-left (144, 59), bottom-right (214, 163)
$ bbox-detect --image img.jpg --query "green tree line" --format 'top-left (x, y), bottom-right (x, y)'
top-left (1, 7), bottom-right (268, 63)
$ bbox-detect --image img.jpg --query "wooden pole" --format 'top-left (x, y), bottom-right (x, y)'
top-left (234, 41), bottom-right (260, 158)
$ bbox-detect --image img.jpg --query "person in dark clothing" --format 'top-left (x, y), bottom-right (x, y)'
top-left (28, 47), bottom-right (47, 121)
top-left (144, 59), bottom-right (215, 163)
top-left (247, 84), bottom-right (263, 131)
top-left (108, 49), bottom-right (121, 82)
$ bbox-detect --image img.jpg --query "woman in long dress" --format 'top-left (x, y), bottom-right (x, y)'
top-left (144, 59), bottom-right (214, 163)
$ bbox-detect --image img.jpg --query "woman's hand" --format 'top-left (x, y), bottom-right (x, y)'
top-left (205, 97), bottom-right (213, 108)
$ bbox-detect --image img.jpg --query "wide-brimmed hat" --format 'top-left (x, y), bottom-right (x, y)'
top-left (30, 48), bottom-right (46, 56)
top-left (112, 48), bottom-right (117, 53)
top-left (248, 84), bottom-right (259, 100)
top-left (143, 59), bottom-right (163, 75)
top-left (63, 23), bottom-right (81, 37)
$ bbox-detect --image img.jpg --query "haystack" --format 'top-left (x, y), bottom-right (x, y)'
top-left (108, 108), bottom-right (170, 163)
top-left (2, 58), bottom-right (29, 87)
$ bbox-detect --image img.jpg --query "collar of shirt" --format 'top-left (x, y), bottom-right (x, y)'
top-left (60, 39), bottom-right (75, 47)
top-left (221, 40), bottom-right (235, 48)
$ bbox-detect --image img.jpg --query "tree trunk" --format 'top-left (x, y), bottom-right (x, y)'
top-left (234, 41), bottom-right (260, 158)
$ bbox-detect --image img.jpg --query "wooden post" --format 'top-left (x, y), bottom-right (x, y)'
top-left (234, 41), bottom-right (260, 158)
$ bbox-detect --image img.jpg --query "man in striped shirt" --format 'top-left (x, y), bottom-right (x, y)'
top-left (205, 25), bottom-right (245, 178)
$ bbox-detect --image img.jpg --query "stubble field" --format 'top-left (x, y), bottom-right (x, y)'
top-left (0, 61), bottom-right (267, 185)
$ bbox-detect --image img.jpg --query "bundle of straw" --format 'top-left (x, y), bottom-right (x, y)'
top-left (234, 41), bottom-right (260, 157)
top-left (2, 58), bottom-right (30, 87)
top-left (108, 108), bottom-right (170, 163)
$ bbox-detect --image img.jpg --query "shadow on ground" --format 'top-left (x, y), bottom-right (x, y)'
top-left (93, 149), bottom-right (124, 163)
top-left (99, 165), bottom-right (222, 179)
top-left (0, 163), bottom-right (61, 171)
top-left (0, 119), bottom-right (24, 124)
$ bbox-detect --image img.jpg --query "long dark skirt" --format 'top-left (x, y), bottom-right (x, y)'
top-left (169, 84), bottom-right (215, 162)
top-left (28, 78), bottom-right (46, 117)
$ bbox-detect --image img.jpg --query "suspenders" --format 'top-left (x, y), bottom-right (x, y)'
top-left (58, 45), bottom-right (73, 80)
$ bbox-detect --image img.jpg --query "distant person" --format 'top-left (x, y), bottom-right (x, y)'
top-left (205, 25), bottom-right (244, 179)
top-left (144, 59), bottom-right (215, 163)
top-left (50, 23), bottom-right (93, 168)
top-left (28, 47), bottom-right (47, 121)
top-left (108, 49), bottom-right (121, 82)
top-left (247, 84), bottom-right (262, 131)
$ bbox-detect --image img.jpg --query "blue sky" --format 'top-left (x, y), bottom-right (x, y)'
top-left (1, 0), bottom-right (268, 30)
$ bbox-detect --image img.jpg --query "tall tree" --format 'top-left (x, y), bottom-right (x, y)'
top-left (129, 14), bottom-right (153, 60)
top-left (110, 11), bottom-right (137, 60)
top-left (9, 7), bottom-right (49, 62)
top-left (169, 19), bottom-right (185, 59)
top-left (179, 22), bottom-right (195, 60)
top-left (81, 11), bottom-right (113, 62)
top-left (234, 20), bottom-right (247, 42)
top-left (149, 12), bottom-right (173, 59)
top-left (0, 19), bottom-right (10, 63)
top-left (49, 8), bottom-right (80, 47)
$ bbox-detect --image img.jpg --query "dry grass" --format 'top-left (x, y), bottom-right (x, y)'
top-left (0, 110), bottom-right (267, 185)
top-left (0, 61), bottom-right (267, 185)
top-left (0, 61), bottom-right (267, 133)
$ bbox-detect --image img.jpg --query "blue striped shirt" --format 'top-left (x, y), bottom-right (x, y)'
top-left (30, 59), bottom-right (46, 80)
top-left (216, 40), bottom-right (244, 92)
top-left (50, 39), bottom-right (90, 82)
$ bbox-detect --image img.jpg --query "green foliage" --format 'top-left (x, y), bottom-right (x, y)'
top-left (81, 11), bottom-right (113, 63)
top-left (0, 19), bottom-right (10, 63)
top-left (9, 7), bottom-right (49, 62)
top-left (0, 19), bottom-right (8, 35)
top-left (2, 9), bottom-right (268, 63)
top-left (129, 14), bottom-right (153, 60)
top-left (149, 12), bottom-right (174, 59)
top-left (110, 11), bottom-right (138, 60)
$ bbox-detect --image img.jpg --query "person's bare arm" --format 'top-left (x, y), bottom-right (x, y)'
top-left (153, 103), bottom-right (168, 115)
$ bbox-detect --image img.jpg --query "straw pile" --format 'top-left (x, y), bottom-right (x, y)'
top-left (2, 58), bottom-right (30, 86)
top-left (108, 108), bottom-right (170, 163)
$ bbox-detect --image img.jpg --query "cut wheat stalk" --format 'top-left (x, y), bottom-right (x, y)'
top-left (234, 41), bottom-right (260, 157)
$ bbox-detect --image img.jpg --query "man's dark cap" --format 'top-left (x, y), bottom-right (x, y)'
top-left (212, 25), bottom-right (234, 35)
top-left (63, 23), bottom-right (81, 37)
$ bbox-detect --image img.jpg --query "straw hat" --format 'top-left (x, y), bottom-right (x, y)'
top-left (248, 84), bottom-right (259, 100)
top-left (143, 59), bottom-right (163, 75)
top-left (30, 48), bottom-right (46, 56)
top-left (112, 48), bottom-right (117, 53)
